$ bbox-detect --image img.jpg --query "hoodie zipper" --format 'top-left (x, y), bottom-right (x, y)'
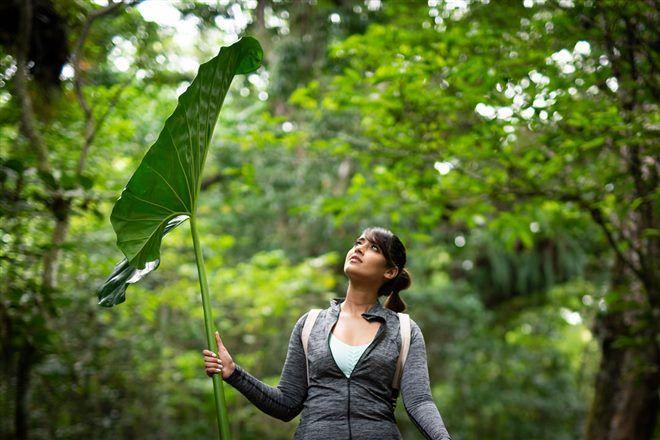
top-left (347, 377), bottom-right (352, 439)
top-left (328, 311), bottom-right (387, 440)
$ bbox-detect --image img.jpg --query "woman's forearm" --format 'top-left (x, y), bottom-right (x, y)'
top-left (224, 363), bottom-right (305, 422)
top-left (404, 398), bottom-right (452, 440)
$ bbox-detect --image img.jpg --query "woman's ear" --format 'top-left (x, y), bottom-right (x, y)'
top-left (383, 266), bottom-right (398, 280)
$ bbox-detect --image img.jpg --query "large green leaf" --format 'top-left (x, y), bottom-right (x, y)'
top-left (97, 216), bottom-right (187, 307)
top-left (110, 36), bottom-right (262, 270)
top-left (97, 36), bottom-right (262, 307)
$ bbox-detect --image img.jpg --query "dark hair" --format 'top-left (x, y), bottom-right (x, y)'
top-left (360, 226), bottom-right (411, 313)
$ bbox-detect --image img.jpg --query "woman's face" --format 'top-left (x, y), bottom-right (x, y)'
top-left (344, 234), bottom-right (398, 284)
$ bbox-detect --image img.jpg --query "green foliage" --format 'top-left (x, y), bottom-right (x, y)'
top-left (3, 0), bottom-right (657, 439)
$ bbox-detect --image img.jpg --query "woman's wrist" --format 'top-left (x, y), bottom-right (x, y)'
top-left (223, 361), bottom-right (237, 380)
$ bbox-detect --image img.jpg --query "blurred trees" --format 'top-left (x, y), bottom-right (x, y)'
top-left (2, 0), bottom-right (161, 438)
top-left (1, 0), bottom-right (657, 439)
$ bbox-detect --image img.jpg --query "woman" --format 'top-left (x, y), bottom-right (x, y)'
top-left (202, 226), bottom-right (451, 439)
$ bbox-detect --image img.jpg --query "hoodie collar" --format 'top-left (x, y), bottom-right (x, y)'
top-left (330, 296), bottom-right (388, 321)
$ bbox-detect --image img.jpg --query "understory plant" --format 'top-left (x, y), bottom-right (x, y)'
top-left (97, 36), bottom-right (263, 439)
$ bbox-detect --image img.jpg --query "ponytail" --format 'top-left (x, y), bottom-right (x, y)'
top-left (380, 267), bottom-right (411, 313)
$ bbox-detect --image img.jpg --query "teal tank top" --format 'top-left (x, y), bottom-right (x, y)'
top-left (329, 333), bottom-right (371, 378)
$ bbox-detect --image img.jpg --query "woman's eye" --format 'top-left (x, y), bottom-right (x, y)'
top-left (354, 239), bottom-right (378, 252)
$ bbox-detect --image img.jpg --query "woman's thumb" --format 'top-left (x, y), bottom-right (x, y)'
top-left (215, 331), bottom-right (223, 350)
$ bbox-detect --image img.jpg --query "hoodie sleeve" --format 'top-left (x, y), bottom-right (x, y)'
top-left (223, 311), bottom-right (309, 422)
top-left (401, 319), bottom-right (452, 440)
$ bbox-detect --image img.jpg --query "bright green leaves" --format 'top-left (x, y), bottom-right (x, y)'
top-left (111, 36), bottom-right (262, 270)
top-left (98, 36), bottom-right (263, 307)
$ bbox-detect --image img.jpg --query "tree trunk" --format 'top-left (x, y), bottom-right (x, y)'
top-left (41, 212), bottom-right (70, 294)
top-left (584, 255), bottom-right (660, 439)
top-left (14, 344), bottom-right (34, 440)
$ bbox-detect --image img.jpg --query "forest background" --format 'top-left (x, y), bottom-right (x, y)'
top-left (1, 0), bottom-right (657, 439)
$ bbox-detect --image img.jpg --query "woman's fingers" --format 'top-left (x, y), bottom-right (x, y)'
top-left (203, 333), bottom-right (231, 379)
top-left (205, 360), bottom-right (223, 374)
top-left (202, 349), bottom-right (223, 377)
top-left (202, 348), bottom-right (220, 359)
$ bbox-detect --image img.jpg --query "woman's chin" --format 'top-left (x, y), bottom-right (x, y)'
top-left (344, 266), bottom-right (366, 279)
top-left (343, 266), bottom-right (355, 276)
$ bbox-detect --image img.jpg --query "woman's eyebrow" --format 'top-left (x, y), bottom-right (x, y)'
top-left (356, 236), bottom-right (378, 247)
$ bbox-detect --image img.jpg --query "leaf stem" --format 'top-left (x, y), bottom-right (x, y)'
top-left (190, 215), bottom-right (231, 439)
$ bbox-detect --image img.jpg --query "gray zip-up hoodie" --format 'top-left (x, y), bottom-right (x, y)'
top-left (224, 297), bottom-right (452, 439)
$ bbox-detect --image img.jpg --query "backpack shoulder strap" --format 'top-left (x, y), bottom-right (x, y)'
top-left (301, 308), bottom-right (322, 387)
top-left (391, 312), bottom-right (411, 391)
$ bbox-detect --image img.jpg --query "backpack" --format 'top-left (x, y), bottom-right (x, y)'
top-left (300, 308), bottom-right (412, 396)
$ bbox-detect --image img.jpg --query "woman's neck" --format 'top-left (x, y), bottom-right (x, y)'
top-left (342, 283), bottom-right (378, 315)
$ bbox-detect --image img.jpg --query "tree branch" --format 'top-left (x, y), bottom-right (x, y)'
top-left (71, 0), bottom-right (142, 176)
top-left (15, 0), bottom-right (50, 174)
top-left (77, 75), bottom-right (133, 175)
top-left (450, 161), bottom-right (646, 283)
top-left (71, 1), bottom-right (126, 122)
top-left (201, 173), bottom-right (226, 191)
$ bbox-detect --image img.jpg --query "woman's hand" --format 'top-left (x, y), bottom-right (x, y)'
top-left (202, 331), bottom-right (236, 380)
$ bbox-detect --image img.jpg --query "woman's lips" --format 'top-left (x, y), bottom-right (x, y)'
top-left (349, 255), bottom-right (362, 263)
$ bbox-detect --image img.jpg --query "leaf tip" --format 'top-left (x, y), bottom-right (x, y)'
top-left (234, 35), bottom-right (263, 75)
